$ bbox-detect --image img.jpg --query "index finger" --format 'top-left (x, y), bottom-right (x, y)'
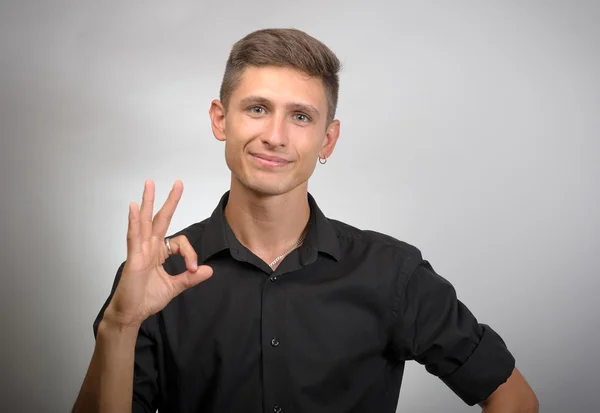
top-left (152, 180), bottom-right (184, 238)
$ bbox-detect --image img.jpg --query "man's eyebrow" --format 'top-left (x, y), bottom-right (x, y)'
top-left (238, 95), bottom-right (321, 119)
top-left (239, 95), bottom-right (272, 107)
top-left (286, 102), bottom-right (320, 119)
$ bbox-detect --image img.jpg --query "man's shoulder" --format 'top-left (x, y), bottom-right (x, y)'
top-left (327, 217), bottom-right (422, 258)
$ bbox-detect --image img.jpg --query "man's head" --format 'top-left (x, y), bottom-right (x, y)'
top-left (220, 28), bottom-right (341, 125)
top-left (209, 28), bottom-right (342, 197)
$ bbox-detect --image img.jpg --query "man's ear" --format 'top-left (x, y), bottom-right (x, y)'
top-left (209, 100), bottom-right (227, 142)
top-left (320, 119), bottom-right (341, 158)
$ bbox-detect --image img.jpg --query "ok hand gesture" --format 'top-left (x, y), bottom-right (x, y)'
top-left (105, 180), bottom-right (213, 327)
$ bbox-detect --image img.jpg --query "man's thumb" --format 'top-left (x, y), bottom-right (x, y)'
top-left (172, 266), bottom-right (213, 296)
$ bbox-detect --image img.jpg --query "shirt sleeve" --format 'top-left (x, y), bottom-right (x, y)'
top-left (92, 262), bottom-right (161, 413)
top-left (389, 251), bottom-right (516, 406)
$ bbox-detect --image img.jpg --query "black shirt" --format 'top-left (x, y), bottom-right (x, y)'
top-left (93, 191), bottom-right (515, 413)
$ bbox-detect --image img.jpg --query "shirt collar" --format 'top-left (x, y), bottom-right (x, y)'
top-left (199, 191), bottom-right (340, 264)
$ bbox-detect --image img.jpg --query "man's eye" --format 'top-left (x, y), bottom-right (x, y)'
top-left (294, 113), bottom-right (310, 122)
top-left (249, 106), bottom-right (265, 114)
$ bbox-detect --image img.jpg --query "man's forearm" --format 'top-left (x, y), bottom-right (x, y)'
top-left (479, 368), bottom-right (539, 413)
top-left (71, 316), bottom-right (140, 413)
top-left (481, 393), bottom-right (539, 413)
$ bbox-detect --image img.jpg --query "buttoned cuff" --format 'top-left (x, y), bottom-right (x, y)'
top-left (440, 324), bottom-right (516, 406)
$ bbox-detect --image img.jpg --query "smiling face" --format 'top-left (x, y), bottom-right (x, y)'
top-left (210, 65), bottom-right (340, 197)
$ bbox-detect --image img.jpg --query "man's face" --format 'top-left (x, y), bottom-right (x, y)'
top-left (210, 65), bottom-right (340, 197)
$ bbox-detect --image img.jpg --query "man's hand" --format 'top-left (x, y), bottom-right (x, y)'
top-left (104, 180), bottom-right (213, 327)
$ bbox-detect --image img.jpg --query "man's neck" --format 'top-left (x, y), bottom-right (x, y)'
top-left (224, 177), bottom-right (311, 264)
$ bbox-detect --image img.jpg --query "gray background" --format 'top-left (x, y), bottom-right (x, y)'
top-left (1, 1), bottom-right (598, 412)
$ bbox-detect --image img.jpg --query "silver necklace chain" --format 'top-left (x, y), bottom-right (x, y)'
top-left (268, 231), bottom-right (307, 268)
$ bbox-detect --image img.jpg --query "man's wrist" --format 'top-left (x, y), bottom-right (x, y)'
top-left (100, 307), bottom-right (143, 335)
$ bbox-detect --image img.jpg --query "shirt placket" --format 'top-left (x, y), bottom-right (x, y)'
top-left (261, 269), bottom-right (288, 413)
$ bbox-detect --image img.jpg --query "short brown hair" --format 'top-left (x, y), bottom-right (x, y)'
top-left (219, 28), bottom-right (341, 124)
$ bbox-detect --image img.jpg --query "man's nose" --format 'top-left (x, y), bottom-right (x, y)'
top-left (262, 115), bottom-right (288, 147)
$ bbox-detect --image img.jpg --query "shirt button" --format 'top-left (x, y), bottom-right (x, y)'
top-left (273, 405), bottom-right (282, 413)
top-left (271, 338), bottom-right (280, 347)
top-left (270, 276), bottom-right (278, 282)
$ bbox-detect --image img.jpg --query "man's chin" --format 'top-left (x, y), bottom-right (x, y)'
top-left (248, 184), bottom-right (291, 197)
top-left (242, 178), bottom-right (298, 197)
top-left (231, 168), bottom-right (307, 197)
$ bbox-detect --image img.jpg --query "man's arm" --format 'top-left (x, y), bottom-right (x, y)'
top-left (388, 253), bottom-right (534, 407)
top-left (71, 181), bottom-right (213, 413)
top-left (478, 368), bottom-right (539, 413)
top-left (71, 313), bottom-right (141, 413)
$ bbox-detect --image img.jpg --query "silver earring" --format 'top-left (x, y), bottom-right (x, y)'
top-left (318, 156), bottom-right (328, 164)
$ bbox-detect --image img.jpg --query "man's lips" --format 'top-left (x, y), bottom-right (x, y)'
top-left (250, 153), bottom-right (292, 167)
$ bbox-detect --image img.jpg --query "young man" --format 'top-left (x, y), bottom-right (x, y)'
top-left (72, 29), bottom-right (538, 413)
